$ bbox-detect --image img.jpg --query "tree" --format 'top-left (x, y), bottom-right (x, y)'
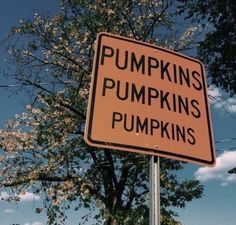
top-left (228, 167), bottom-right (236, 174)
top-left (179, 0), bottom-right (236, 175)
top-left (0, 1), bottom-right (203, 225)
top-left (179, 0), bottom-right (236, 95)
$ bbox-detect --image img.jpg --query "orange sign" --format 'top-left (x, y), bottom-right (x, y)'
top-left (84, 32), bottom-right (215, 166)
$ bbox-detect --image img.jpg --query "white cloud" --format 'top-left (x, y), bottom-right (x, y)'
top-left (195, 151), bottom-right (236, 186)
top-left (0, 191), bottom-right (40, 202)
top-left (4, 208), bottom-right (15, 213)
top-left (18, 192), bottom-right (40, 202)
top-left (0, 191), bottom-right (9, 200)
top-left (24, 222), bottom-right (44, 225)
top-left (208, 86), bottom-right (236, 113)
top-left (208, 86), bottom-right (222, 103)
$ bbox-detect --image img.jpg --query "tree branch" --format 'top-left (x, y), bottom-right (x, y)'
top-left (22, 79), bottom-right (86, 120)
top-left (143, 1), bottom-right (171, 41)
top-left (104, 150), bottom-right (118, 189)
top-left (2, 174), bottom-right (76, 187)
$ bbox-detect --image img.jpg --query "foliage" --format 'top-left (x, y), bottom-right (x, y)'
top-left (0, 1), bottom-right (204, 225)
top-left (179, 0), bottom-right (236, 95)
top-left (180, 0), bottom-right (236, 175)
top-left (228, 167), bottom-right (236, 174)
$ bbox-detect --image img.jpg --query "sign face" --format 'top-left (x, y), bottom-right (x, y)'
top-left (85, 32), bottom-right (215, 166)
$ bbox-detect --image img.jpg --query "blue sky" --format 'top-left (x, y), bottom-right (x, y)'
top-left (0, 1), bottom-right (236, 225)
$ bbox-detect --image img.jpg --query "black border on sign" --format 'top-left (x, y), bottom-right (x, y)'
top-left (86, 32), bottom-right (215, 166)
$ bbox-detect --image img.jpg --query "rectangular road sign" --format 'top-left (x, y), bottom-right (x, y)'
top-left (84, 32), bottom-right (215, 166)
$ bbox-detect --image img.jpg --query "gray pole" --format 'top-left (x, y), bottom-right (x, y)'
top-left (150, 156), bottom-right (161, 225)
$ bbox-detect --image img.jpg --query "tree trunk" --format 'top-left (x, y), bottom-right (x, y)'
top-left (105, 218), bottom-right (120, 225)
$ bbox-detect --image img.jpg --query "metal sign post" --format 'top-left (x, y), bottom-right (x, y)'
top-left (150, 156), bottom-right (161, 225)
